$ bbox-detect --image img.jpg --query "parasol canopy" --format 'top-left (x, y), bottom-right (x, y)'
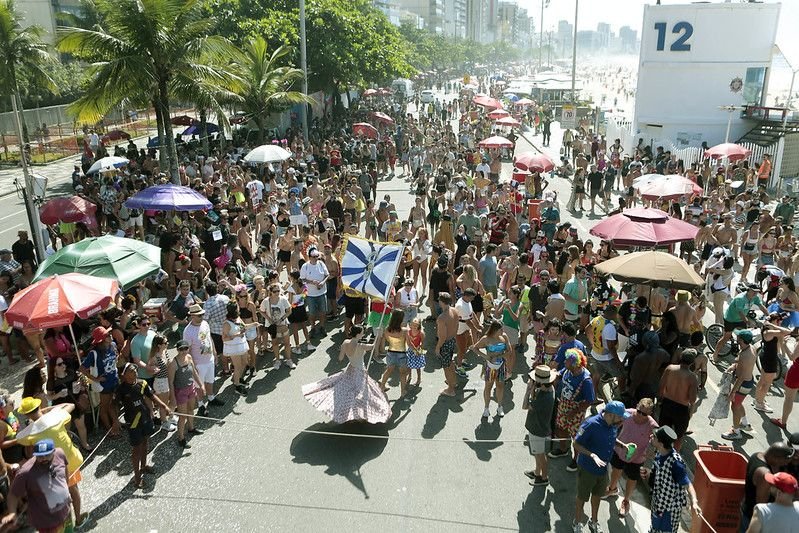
top-left (362, 88), bottom-right (377, 97)
top-left (473, 95), bottom-right (503, 109)
top-left (515, 98), bottom-right (534, 106)
top-left (353, 122), bottom-right (378, 139)
top-left (487, 109), bottom-right (510, 120)
top-left (124, 184), bottom-right (212, 211)
top-left (638, 175), bottom-right (702, 200)
top-left (5, 273), bottom-right (118, 330)
top-left (593, 251), bottom-right (704, 289)
top-left (704, 142), bottom-right (752, 162)
top-left (589, 208), bottom-right (699, 247)
top-left (631, 173), bottom-right (667, 189)
top-left (170, 115), bottom-right (196, 126)
top-left (39, 196), bottom-right (97, 225)
top-left (478, 135), bottom-right (513, 149)
top-left (34, 235), bottom-right (162, 290)
top-left (86, 156), bottom-right (128, 175)
top-left (370, 111), bottom-right (395, 125)
top-left (514, 152), bottom-right (555, 172)
top-left (495, 116), bottom-right (521, 127)
top-left (182, 123), bottom-right (218, 136)
top-left (243, 144), bottom-right (292, 164)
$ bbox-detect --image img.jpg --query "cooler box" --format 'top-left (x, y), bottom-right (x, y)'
top-left (528, 199), bottom-right (543, 220)
top-left (143, 298), bottom-right (167, 324)
top-left (690, 445), bottom-right (747, 533)
top-left (512, 170), bottom-right (530, 184)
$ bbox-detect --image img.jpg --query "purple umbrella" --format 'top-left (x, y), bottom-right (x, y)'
top-left (181, 123), bottom-right (219, 136)
top-left (124, 184), bottom-right (212, 212)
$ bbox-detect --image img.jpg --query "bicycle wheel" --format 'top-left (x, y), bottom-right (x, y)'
top-left (706, 324), bottom-right (731, 356)
top-left (755, 349), bottom-right (786, 381)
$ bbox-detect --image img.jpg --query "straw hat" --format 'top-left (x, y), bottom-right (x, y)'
top-left (530, 365), bottom-right (557, 384)
top-left (188, 304), bottom-right (205, 315)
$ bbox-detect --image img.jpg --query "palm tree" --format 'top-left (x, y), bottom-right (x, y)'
top-left (228, 37), bottom-right (310, 145)
top-left (0, 0), bottom-right (57, 141)
top-left (56, 0), bottom-right (231, 182)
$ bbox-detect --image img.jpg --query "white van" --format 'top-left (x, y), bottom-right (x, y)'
top-left (391, 78), bottom-right (413, 100)
top-left (420, 90), bottom-right (435, 104)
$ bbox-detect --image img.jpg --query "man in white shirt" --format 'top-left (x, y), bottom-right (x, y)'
top-left (454, 288), bottom-right (480, 376)
top-left (183, 304), bottom-right (224, 415)
top-left (475, 160), bottom-right (491, 180)
top-left (246, 176), bottom-right (265, 207)
top-left (531, 231), bottom-right (547, 263)
top-left (300, 248), bottom-right (330, 336)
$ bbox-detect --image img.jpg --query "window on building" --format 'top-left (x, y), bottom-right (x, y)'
top-left (743, 67), bottom-right (767, 106)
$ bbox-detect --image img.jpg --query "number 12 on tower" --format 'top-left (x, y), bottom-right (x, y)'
top-left (653, 21), bottom-right (693, 52)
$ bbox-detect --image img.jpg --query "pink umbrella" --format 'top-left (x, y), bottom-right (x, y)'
top-left (377, 88), bottom-right (392, 96)
top-left (473, 95), bottom-right (503, 109)
top-left (515, 98), bottom-right (534, 106)
top-left (495, 116), bottom-right (521, 127)
top-left (704, 143), bottom-right (752, 162)
top-left (478, 135), bottom-right (514, 149)
top-left (370, 111), bottom-right (395, 125)
top-left (639, 175), bottom-right (702, 201)
top-left (353, 122), bottom-right (378, 139)
top-left (362, 89), bottom-right (377, 97)
top-left (589, 208), bottom-right (698, 247)
top-left (514, 152), bottom-right (555, 172)
top-left (487, 109), bottom-right (510, 120)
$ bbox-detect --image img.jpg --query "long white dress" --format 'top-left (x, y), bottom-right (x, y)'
top-left (302, 348), bottom-right (391, 424)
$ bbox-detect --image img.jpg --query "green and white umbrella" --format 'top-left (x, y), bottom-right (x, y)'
top-left (35, 235), bottom-right (161, 290)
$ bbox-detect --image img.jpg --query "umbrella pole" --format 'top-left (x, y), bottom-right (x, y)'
top-left (68, 322), bottom-right (83, 366)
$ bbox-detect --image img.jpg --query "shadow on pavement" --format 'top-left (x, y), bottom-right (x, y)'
top-left (289, 421), bottom-right (389, 499)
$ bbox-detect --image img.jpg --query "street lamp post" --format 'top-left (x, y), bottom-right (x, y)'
top-left (538, 0), bottom-right (545, 70)
top-left (719, 105), bottom-right (744, 143)
top-left (9, 94), bottom-right (45, 261)
top-left (570, 0), bottom-right (579, 104)
top-left (299, 0), bottom-right (309, 142)
top-left (782, 68), bottom-right (797, 128)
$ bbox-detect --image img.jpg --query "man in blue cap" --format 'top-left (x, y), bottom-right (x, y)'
top-left (2, 438), bottom-right (74, 531)
top-left (572, 400), bottom-right (633, 533)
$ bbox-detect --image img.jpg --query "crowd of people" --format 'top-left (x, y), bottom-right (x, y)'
top-left (0, 73), bottom-right (797, 532)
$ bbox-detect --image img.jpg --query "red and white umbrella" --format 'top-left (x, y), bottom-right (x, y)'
top-left (631, 173), bottom-right (667, 189)
top-left (353, 122), bottom-right (378, 139)
top-left (639, 175), bottom-right (702, 200)
top-left (6, 273), bottom-right (118, 330)
top-left (362, 89), bottom-right (377, 97)
top-left (514, 152), bottom-right (555, 172)
top-left (487, 109), bottom-right (510, 120)
top-left (370, 111), bottom-right (395, 125)
top-left (589, 208), bottom-right (699, 247)
top-left (39, 196), bottom-right (97, 225)
top-left (473, 95), bottom-right (503, 109)
top-left (495, 116), bottom-right (521, 127)
top-left (377, 88), bottom-right (392, 96)
top-left (704, 143), bottom-right (751, 162)
top-left (478, 135), bottom-right (514, 149)
top-left (515, 98), bottom-right (534, 106)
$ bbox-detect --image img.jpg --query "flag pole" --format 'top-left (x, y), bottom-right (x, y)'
top-left (365, 292), bottom-right (393, 373)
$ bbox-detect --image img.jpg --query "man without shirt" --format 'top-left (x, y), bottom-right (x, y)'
top-left (436, 292), bottom-right (460, 397)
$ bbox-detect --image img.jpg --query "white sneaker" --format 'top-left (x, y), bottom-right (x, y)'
top-left (161, 422), bottom-right (176, 432)
top-left (273, 359), bottom-right (281, 370)
top-left (291, 347), bottom-right (302, 355)
top-left (722, 429), bottom-right (743, 440)
top-left (482, 408), bottom-right (490, 418)
top-left (753, 402), bottom-right (773, 413)
top-left (496, 406), bottom-right (505, 418)
top-left (306, 342), bottom-right (317, 350)
top-left (286, 359), bottom-right (297, 369)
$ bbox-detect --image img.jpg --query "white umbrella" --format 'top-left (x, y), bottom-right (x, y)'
top-left (244, 144), bottom-right (292, 164)
top-left (86, 156), bottom-right (129, 175)
top-left (632, 173), bottom-right (667, 190)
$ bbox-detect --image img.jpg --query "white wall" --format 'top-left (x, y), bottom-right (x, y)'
top-left (633, 2), bottom-right (781, 149)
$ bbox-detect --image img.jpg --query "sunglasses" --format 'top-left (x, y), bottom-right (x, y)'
top-left (140, 322), bottom-right (150, 327)
top-left (270, 289), bottom-right (280, 293)
top-left (55, 361), bottom-right (65, 367)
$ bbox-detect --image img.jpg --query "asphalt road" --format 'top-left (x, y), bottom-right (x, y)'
top-left (5, 88), bottom-right (797, 532)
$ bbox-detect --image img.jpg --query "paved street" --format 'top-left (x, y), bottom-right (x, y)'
top-left (0, 90), bottom-right (795, 532)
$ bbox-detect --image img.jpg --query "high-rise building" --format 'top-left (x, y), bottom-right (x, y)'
top-left (443, 0), bottom-right (467, 38)
top-left (618, 25), bottom-right (638, 53)
top-left (397, 0), bottom-right (445, 33)
top-left (466, 0), bottom-right (486, 42)
top-left (556, 19), bottom-right (573, 56)
top-left (13, 0), bottom-right (84, 43)
top-left (373, 0), bottom-right (403, 26)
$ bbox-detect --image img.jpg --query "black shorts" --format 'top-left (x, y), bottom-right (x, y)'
top-left (344, 295), bottom-right (366, 319)
top-left (610, 453), bottom-right (642, 481)
top-left (472, 294), bottom-right (484, 314)
top-left (128, 418), bottom-right (154, 446)
top-left (277, 249), bottom-right (291, 263)
top-left (211, 333), bottom-right (224, 356)
top-left (760, 351), bottom-right (780, 373)
top-left (289, 306), bottom-right (308, 324)
top-left (658, 397), bottom-right (691, 439)
top-left (700, 243), bottom-right (713, 261)
top-left (723, 319), bottom-right (746, 332)
top-left (326, 279), bottom-right (338, 300)
top-left (590, 189), bottom-right (601, 198)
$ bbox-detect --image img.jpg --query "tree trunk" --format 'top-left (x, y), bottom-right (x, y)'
top-left (153, 98), bottom-right (167, 171)
top-left (199, 108), bottom-right (209, 157)
top-left (158, 79), bottom-right (180, 183)
top-left (255, 117), bottom-right (265, 145)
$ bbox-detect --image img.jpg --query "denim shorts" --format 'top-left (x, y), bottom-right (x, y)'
top-left (386, 350), bottom-right (408, 368)
top-left (306, 294), bottom-right (328, 315)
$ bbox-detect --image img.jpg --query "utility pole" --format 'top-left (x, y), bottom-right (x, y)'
top-left (10, 94), bottom-right (45, 261)
top-left (299, 0), bottom-right (309, 142)
top-left (571, 0), bottom-right (579, 104)
top-left (538, 0), bottom-right (544, 70)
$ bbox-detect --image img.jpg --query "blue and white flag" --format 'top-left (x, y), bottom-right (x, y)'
top-left (340, 236), bottom-right (403, 301)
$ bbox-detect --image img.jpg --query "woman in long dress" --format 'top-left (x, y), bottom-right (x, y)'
top-left (302, 326), bottom-right (391, 424)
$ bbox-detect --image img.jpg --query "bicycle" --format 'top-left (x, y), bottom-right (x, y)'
top-left (705, 310), bottom-right (761, 359)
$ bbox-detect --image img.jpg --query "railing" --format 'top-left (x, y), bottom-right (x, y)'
top-left (742, 105), bottom-right (797, 123)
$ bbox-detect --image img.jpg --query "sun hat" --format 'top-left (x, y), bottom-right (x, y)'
top-left (91, 326), bottom-right (112, 345)
top-left (18, 396), bottom-right (41, 415)
top-left (188, 303), bottom-right (205, 315)
top-left (530, 365), bottom-right (557, 384)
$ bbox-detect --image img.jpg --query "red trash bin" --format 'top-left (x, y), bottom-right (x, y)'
top-left (690, 445), bottom-right (747, 533)
top-left (528, 199), bottom-right (543, 220)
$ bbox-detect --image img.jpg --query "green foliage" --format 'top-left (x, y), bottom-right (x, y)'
top-left (0, 0), bottom-right (57, 98)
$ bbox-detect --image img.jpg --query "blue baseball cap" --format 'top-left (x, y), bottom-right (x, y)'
top-left (32, 438), bottom-right (55, 457)
top-left (604, 400), bottom-right (631, 419)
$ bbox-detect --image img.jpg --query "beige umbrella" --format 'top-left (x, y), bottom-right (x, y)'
top-left (593, 250), bottom-right (704, 290)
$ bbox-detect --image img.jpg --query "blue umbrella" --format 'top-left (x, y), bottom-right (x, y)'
top-left (124, 184), bottom-right (212, 212)
top-left (147, 137), bottom-right (161, 148)
top-left (504, 93), bottom-right (519, 102)
top-left (181, 123), bottom-right (219, 136)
